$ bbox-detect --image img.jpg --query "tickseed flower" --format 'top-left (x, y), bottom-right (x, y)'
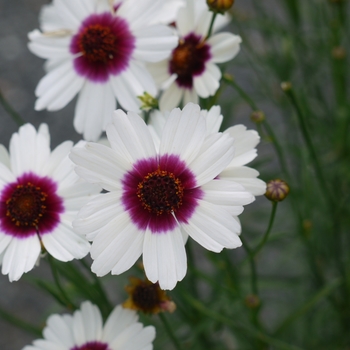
top-left (70, 103), bottom-right (254, 290)
top-left (28, 0), bottom-right (178, 141)
top-left (123, 277), bottom-right (176, 314)
top-left (265, 179), bottom-right (290, 202)
top-left (22, 301), bottom-right (156, 350)
top-left (149, 105), bottom-right (266, 200)
top-left (148, 0), bottom-right (242, 111)
top-left (0, 124), bottom-right (100, 282)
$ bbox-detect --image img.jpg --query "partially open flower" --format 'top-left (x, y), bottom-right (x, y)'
top-left (265, 179), bottom-right (290, 202)
top-left (123, 277), bottom-right (176, 314)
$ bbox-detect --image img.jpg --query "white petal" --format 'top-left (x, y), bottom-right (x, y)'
top-left (159, 81), bottom-right (183, 112)
top-left (90, 213), bottom-right (142, 276)
top-left (28, 30), bottom-right (71, 60)
top-left (2, 235), bottom-right (41, 281)
top-left (74, 81), bottom-right (115, 141)
top-left (176, 0), bottom-right (195, 36)
top-left (193, 62), bottom-right (221, 98)
top-left (208, 33), bottom-right (242, 63)
top-left (159, 103), bottom-right (206, 164)
top-left (143, 226), bottom-right (187, 290)
top-left (183, 87), bottom-right (199, 106)
top-left (72, 301), bottom-right (103, 345)
top-left (9, 123), bottom-right (51, 177)
top-left (202, 179), bottom-right (254, 206)
top-left (0, 144), bottom-right (10, 169)
top-left (41, 220), bottom-right (90, 261)
top-left (0, 234), bottom-right (12, 255)
top-left (201, 105), bottom-right (223, 134)
top-left (35, 61), bottom-right (81, 112)
top-left (133, 25), bottom-right (178, 62)
top-left (44, 314), bottom-right (75, 347)
top-left (102, 306), bottom-right (138, 343)
top-left (189, 132), bottom-right (234, 186)
top-left (54, 0), bottom-right (89, 28)
top-left (183, 200), bottom-right (242, 252)
top-left (107, 109), bottom-right (157, 162)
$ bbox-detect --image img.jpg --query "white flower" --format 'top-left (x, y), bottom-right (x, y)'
top-left (148, 0), bottom-right (242, 111)
top-left (149, 105), bottom-right (266, 197)
top-left (0, 124), bottom-right (100, 282)
top-left (22, 301), bottom-right (156, 350)
top-left (28, 0), bottom-right (178, 141)
top-left (70, 103), bottom-right (254, 290)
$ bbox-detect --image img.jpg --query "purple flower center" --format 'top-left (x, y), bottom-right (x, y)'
top-left (0, 173), bottom-right (64, 238)
top-left (70, 12), bottom-right (135, 83)
top-left (71, 341), bottom-right (110, 350)
top-left (169, 33), bottom-right (211, 89)
top-left (122, 154), bottom-right (203, 233)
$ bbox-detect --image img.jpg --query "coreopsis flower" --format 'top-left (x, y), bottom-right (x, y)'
top-left (149, 105), bottom-right (266, 198)
top-left (123, 276), bottom-right (176, 314)
top-left (28, 0), bottom-right (178, 141)
top-left (148, 0), bottom-right (242, 111)
top-left (0, 124), bottom-right (99, 282)
top-left (70, 103), bottom-right (254, 290)
top-left (22, 301), bottom-right (156, 350)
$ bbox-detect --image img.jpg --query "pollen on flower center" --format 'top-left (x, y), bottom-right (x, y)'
top-left (6, 182), bottom-right (47, 228)
top-left (169, 33), bottom-right (211, 88)
top-left (137, 169), bottom-right (184, 215)
top-left (78, 24), bottom-right (118, 63)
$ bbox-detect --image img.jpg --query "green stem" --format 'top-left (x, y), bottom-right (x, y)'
top-left (183, 294), bottom-right (304, 350)
top-left (79, 258), bottom-right (113, 312)
top-left (0, 304), bottom-right (42, 336)
top-left (275, 277), bottom-right (342, 335)
top-left (223, 75), bottom-right (258, 110)
top-left (158, 313), bottom-right (182, 350)
top-left (254, 202), bottom-right (278, 257)
top-left (283, 88), bottom-right (333, 205)
top-left (240, 236), bottom-right (258, 296)
top-left (47, 255), bottom-right (76, 310)
top-left (0, 89), bottom-right (25, 126)
top-left (206, 12), bottom-right (217, 39)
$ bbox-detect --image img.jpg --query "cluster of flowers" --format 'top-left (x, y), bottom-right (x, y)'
top-left (1, 0), bottom-right (266, 348)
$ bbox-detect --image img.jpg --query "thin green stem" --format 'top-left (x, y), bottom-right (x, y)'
top-left (283, 88), bottom-right (333, 205)
top-left (0, 304), bottom-right (42, 336)
top-left (253, 202), bottom-right (278, 257)
top-left (158, 313), bottom-right (182, 350)
top-left (223, 75), bottom-right (258, 110)
top-left (0, 89), bottom-right (25, 126)
top-left (240, 236), bottom-right (258, 296)
top-left (183, 294), bottom-right (303, 350)
top-left (47, 255), bottom-right (76, 310)
top-left (79, 258), bottom-right (113, 312)
top-left (206, 12), bottom-right (217, 39)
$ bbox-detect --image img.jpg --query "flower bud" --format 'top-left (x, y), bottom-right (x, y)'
top-left (332, 46), bottom-right (346, 60)
top-left (245, 294), bottom-right (260, 309)
top-left (250, 110), bottom-right (265, 123)
top-left (207, 0), bottom-right (234, 13)
top-left (281, 81), bottom-right (292, 92)
top-left (265, 179), bottom-right (290, 202)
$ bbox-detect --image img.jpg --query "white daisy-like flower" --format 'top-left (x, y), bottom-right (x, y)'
top-left (70, 103), bottom-right (254, 290)
top-left (0, 123), bottom-right (100, 282)
top-left (149, 105), bottom-right (266, 197)
top-left (22, 301), bottom-right (156, 350)
top-left (148, 0), bottom-right (242, 111)
top-left (28, 0), bottom-right (178, 141)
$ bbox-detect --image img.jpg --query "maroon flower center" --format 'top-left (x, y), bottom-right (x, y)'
top-left (78, 24), bottom-right (118, 64)
top-left (71, 341), bottom-right (110, 350)
top-left (169, 33), bottom-right (211, 88)
top-left (137, 169), bottom-right (184, 215)
top-left (132, 283), bottom-right (160, 312)
top-left (5, 182), bottom-right (47, 228)
top-left (70, 12), bottom-right (135, 82)
top-left (122, 155), bottom-right (203, 233)
top-left (0, 173), bottom-right (64, 238)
